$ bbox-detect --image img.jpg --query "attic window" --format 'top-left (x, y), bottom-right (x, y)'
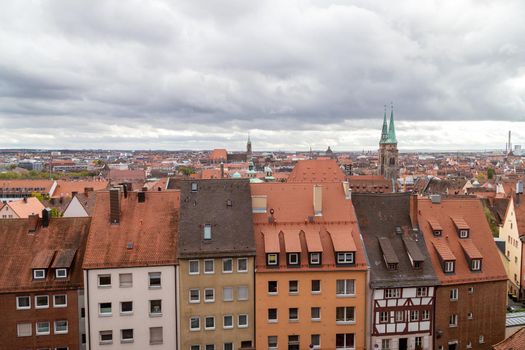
top-left (471, 259), bottom-right (482, 271)
top-left (55, 269), bottom-right (67, 279)
top-left (433, 230), bottom-right (442, 237)
top-left (226, 199), bottom-right (232, 207)
top-left (459, 229), bottom-right (469, 238)
top-left (33, 269), bottom-right (46, 280)
top-left (444, 261), bottom-right (455, 273)
top-left (191, 182), bottom-right (198, 192)
top-left (204, 224), bottom-right (212, 240)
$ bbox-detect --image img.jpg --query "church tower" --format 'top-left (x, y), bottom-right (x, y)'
top-left (378, 104), bottom-right (399, 181)
top-left (246, 135), bottom-right (252, 157)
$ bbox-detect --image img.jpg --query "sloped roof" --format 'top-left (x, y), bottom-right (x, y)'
top-left (52, 180), bottom-right (108, 198)
top-left (492, 326), bottom-right (525, 350)
top-left (7, 197), bottom-right (45, 218)
top-left (348, 175), bottom-right (391, 193)
top-left (0, 217), bottom-right (91, 292)
top-left (83, 190), bottom-right (180, 269)
top-left (287, 159), bottom-right (345, 183)
top-left (210, 149), bottom-right (228, 160)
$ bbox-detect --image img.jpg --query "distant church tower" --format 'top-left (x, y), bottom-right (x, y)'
top-left (246, 135), bottom-right (252, 157)
top-left (378, 104), bottom-right (399, 181)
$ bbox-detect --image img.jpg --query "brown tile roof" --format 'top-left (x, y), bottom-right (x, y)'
top-left (0, 217), bottom-right (91, 293)
top-left (210, 149), bottom-right (228, 161)
top-left (348, 175), bottom-right (391, 193)
top-left (6, 197), bottom-right (45, 218)
top-left (0, 179), bottom-right (54, 194)
top-left (108, 169), bottom-right (146, 182)
top-left (459, 239), bottom-right (483, 260)
top-left (492, 326), bottom-right (525, 350)
top-left (328, 226), bottom-right (357, 252)
top-left (451, 216), bottom-right (470, 230)
top-left (427, 218), bottom-right (443, 231)
top-left (82, 190), bottom-right (180, 269)
top-left (418, 197), bottom-right (507, 285)
top-left (378, 237), bottom-right (400, 264)
top-left (287, 159), bottom-right (345, 183)
top-left (263, 228), bottom-right (280, 253)
top-left (51, 249), bottom-right (78, 268)
top-left (303, 227), bottom-right (323, 252)
top-left (513, 195), bottom-right (525, 236)
top-left (283, 229), bottom-right (301, 252)
top-left (52, 179), bottom-right (108, 198)
top-left (432, 240), bottom-right (457, 261)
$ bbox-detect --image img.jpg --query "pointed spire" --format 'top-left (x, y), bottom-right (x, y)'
top-left (387, 102), bottom-right (397, 144)
top-left (379, 105), bottom-right (388, 144)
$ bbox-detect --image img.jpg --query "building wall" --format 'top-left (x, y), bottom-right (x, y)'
top-left (0, 289), bottom-right (81, 350)
top-left (498, 199), bottom-right (521, 296)
top-left (63, 197), bottom-right (89, 218)
top-left (255, 270), bottom-right (367, 350)
top-left (85, 266), bottom-right (177, 350)
top-left (179, 257), bottom-right (255, 350)
top-left (0, 204), bottom-right (19, 218)
top-left (434, 281), bottom-right (506, 350)
top-left (379, 143), bottom-right (399, 180)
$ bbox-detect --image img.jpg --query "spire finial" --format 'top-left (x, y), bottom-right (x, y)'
top-left (380, 105), bottom-right (388, 144)
top-left (387, 102), bottom-right (397, 144)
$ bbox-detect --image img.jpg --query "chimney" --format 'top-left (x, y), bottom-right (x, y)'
top-left (109, 188), bottom-right (120, 224)
top-left (313, 184), bottom-right (322, 216)
top-left (410, 194), bottom-right (418, 228)
top-left (430, 194), bottom-right (441, 204)
top-left (42, 208), bottom-right (51, 228)
top-left (220, 163), bottom-right (224, 179)
top-left (28, 214), bottom-right (39, 233)
top-left (84, 187), bottom-right (94, 196)
top-left (23, 197), bottom-right (27, 203)
top-left (138, 191), bottom-right (146, 203)
top-left (342, 181), bottom-right (351, 200)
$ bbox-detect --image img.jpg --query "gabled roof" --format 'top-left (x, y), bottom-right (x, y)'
top-left (52, 179), bottom-right (108, 198)
top-left (492, 326), bottom-right (525, 350)
top-left (5, 197), bottom-right (45, 218)
top-left (459, 239), bottom-right (482, 260)
top-left (173, 179), bottom-right (255, 258)
top-left (82, 190), bottom-right (180, 269)
top-left (0, 217), bottom-right (91, 293)
top-left (287, 159), bottom-right (345, 183)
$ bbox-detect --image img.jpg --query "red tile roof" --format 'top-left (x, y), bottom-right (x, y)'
top-left (52, 180), bottom-right (108, 198)
top-left (210, 149), bottom-right (228, 161)
top-left (459, 239), bottom-right (483, 260)
top-left (493, 326), bottom-right (525, 350)
top-left (432, 240), bottom-right (456, 261)
top-left (6, 197), bottom-right (45, 218)
top-left (287, 159), bottom-right (345, 183)
top-left (82, 190), bottom-right (180, 269)
top-left (303, 227), bottom-right (323, 252)
top-left (327, 226), bottom-right (356, 252)
top-left (283, 229), bottom-right (301, 253)
top-left (263, 228), bottom-right (280, 253)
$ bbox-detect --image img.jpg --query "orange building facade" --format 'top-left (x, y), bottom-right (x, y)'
top-left (251, 182), bottom-right (368, 350)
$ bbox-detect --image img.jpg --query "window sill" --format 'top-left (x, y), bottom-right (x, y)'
top-left (190, 328), bottom-right (200, 332)
top-left (36, 332), bottom-right (51, 336)
top-left (336, 294), bottom-right (355, 298)
top-left (150, 341), bottom-right (163, 345)
top-left (55, 331), bottom-right (69, 335)
top-left (99, 313), bottom-right (112, 317)
top-left (238, 325), bottom-right (248, 328)
top-left (100, 341), bottom-right (113, 345)
top-left (16, 307), bottom-right (31, 310)
top-left (121, 339), bottom-right (134, 344)
top-left (311, 291), bottom-right (321, 295)
top-left (98, 285), bottom-right (111, 288)
top-left (289, 319), bottom-right (299, 323)
top-left (288, 292), bottom-right (299, 296)
top-left (268, 320), bottom-right (278, 323)
top-left (336, 321), bottom-right (356, 325)
top-left (148, 286), bottom-right (162, 290)
top-left (35, 306), bottom-right (50, 309)
top-left (120, 312), bottom-right (133, 316)
top-left (149, 312), bottom-right (162, 317)
top-left (53, 305), bottom-right (67, 308)
top-left (268, 292), bottom-right (278, 296)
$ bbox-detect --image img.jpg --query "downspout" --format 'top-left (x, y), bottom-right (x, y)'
top-left (85, 270), bottom-right (91, 350)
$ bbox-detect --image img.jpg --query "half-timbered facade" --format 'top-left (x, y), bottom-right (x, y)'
top-left (353, 193), bottom-right (439, 350)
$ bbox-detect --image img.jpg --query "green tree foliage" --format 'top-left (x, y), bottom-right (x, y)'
top-left (487, 168), bottom-right (495, 180)
top-left (483, 206), bottom-right (499, 237)
top-left (178, 166), bottom-right (195, 176)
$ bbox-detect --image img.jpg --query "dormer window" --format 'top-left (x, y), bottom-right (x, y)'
top-left (428, 218), bottom-right (443, 237)
top-left (444, 260), bottom-right (455, 273)
top-left (55, 268), bottom-right (68, 279)
top-left (471, 259), bottom-right (482, 271)
top-left (459, 229), bottom-right (469, 238)
top-left (267, 253), bottom-right (278, 266)
top-left (451, 216), bottom-right (470, 239)
top-left (287, 253), bottom-right (300, 266)
top-left (413, 261), bottom-right (423, 269)
top-left (191, 182), bottom-right (198, 192)
top-left (203, 224), bottom-right (212, 240)
top-left (433, 230), bottom-right (442, 237)
top-left (387, 263), bottom-right (398, 271)
top-left (336, 252), bottom-right (354, 265)
top-left (309, 252), bottom-right (321, 265)
top-left (33, 269), bottom-right (46, 280)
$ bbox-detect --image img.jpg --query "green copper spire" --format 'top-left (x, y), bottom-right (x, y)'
top-left (387, 103), bottom-right (397, 144)
top-left (379, 105), bottom-right (388, 144)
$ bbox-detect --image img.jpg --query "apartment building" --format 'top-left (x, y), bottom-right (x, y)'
top-left (82, 189), bottom-right (180, 349)
top-left (175, 179), bottom-right (256, 350)
top-left (251, 182), bottom-right (368, 350)
top-left (353, 193), bottom-right (439, 350)
top-left (0, 214), bottom-right (91, 350)
top-left (418, 196), bottom-right (507, 350)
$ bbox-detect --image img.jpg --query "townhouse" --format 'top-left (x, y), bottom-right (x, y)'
top-left (353, 193), bottom-right (439, 350)
top-left (418, 195), bottom-right (507, 350)
top-left (82, 188), bottom-right (180, 349)
top-left (174, 179), bottom-right (256, 350)
top-left (251, 182), bottom-right (368, 350)
top-left (0, 213), bottom-right (91, 350)
top-left (0, 196), bottom-right (45, 218)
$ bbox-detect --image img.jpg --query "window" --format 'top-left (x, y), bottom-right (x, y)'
top-left (121, 329), bottom-right (133, 343)
top-left (223, 287), bottom-right (233, 301)
top-left (206, 346), bottom-right (215, 350)
top-left (205, 288), bottom-right (215, 302)
top-left (190, 317), bottom-right (200, 331)
top-left (459, 229), bottom-right (469, 238)
top-left (471, 259), bottom-right (481, 271)
top-left (268, 281), bottom-right (278, 294)
top-left (468, 312), bottom-right (473, 319)
top-left (53, 294), bottom-right (67, 307)
top-left (415, 337), bottom-right (422, 348)
top-left (311, 280), bottom-right (321, 294)
top-left (189, 289), bottom-right (200, 303)
top-left (268, 336), bottom-right (278, 349)
top-left (385, 289), bottom-right (400, 298)
top-left (238, 314), bottom-right (248, 328)
top-left (381, 339), bottom-right (391, 350)
top-left (422, 309), bottom-right (430, 320)
top-left (120, 301), bottom-right (133, 314)
top-left (289, 335), bottom-right (300, 349)
top-left (416, 287), bottom-right (428, 297)
top-left (289, 280), bottom-right (299, 294)
top-left (238, 286), bottom-right (248, 300)
top-left (191, 182), bottom-right (198, 192)
top-left (36, 321), bottom-right (50, 335)
top-left (17, 322), bottom-right (32, 337)
top-left (311, 334), bottom-right (321, 349)
top-left (99, 302), bottom-right (112, 315)
top-left (204, 259), bottom-right (214, 274)
top-left (150, 299), bottom-right (162, 315)
top-left (410, 310), bottom-right (419, 321)
top-left (98, 274), bottom-right (111, 287)
top-left (289, 308), bottom-right (299, 321)
top-left (479, 335), bottom-right (484, 344)
top-left (310, 252), bottom-right (321, 265)
top-left (336, 252), bottom-right (354, 264)
top-left (119, 273), bottom-right (132, 287)
top-left (336, 333), bottom-right (355, 349)
top-left (16, 296), bottom-right (30, 309)
top-left (288, 253), bottom-right (299, 265)
top-left (189, 260), bottom-right (199, 274)
top-left (395, 310), bottom-right (404, 322)
top-left (191, 346), bottom-right (201, 350)
top-left (224, 343), bottom-right (233, 350)
top-left (336, 307), bottom-right (355, 323)
top-left (54, 320), bottom-right (68, 334)
top-left (449, 314), bottom-right (458, 327)
top-left (433, 230), bottom-right (442, 236)
top-left (311, 307), bottom-right (321, 321)
top-left (237, 258), bottom-right (248, 272)
top-left (99, 330), bottom-right (113, 344)
top-left (223, 315), bottom-right (233, 329)
top-left (450, 288), bottom-right (458, 300)
top-left (55, 269), bottom-right (67, 278)
top-left (444, 261), bottom-right (455, 273)
top-left (468, 287), bottom-right (474, 294)
top-left (149, 272), bottom-right (161, 288)
top-left (33, 269), bottom-right (46, 280)
top-left (466, 341), bottom-right (472, 349)
top-left (268, 308), bottom-right (278, 322)
top-left (222, 258), bottom-right (233, 273)
top-left (205, 316), bottom-right (215, 330)
top-left (267, 253), bottom-right (278, 266)
top-left (379, 311), bottom-right (389, 323)
top-left (336, 279), bottom-right (355, 296)
top-left (34, 295), bottom-right (49, 309)
top-left (204, 224), bottom-right (212, 240)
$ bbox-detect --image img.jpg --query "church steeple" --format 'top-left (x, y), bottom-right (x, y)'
top-left (379, 105), bottom-right (388, 144)
top-left (246, 134), bottom-right (252, 155)
top-left (387, 103), bottom-right (397, 144)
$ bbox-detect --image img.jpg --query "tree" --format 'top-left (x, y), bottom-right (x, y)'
top-left (178, 166), bottom-right (195, 176)
top-left (487, 168), bottom-right (495, 180)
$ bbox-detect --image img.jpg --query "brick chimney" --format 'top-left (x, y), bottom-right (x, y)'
top-left (109, 188), bottom-right (120, 224)
top-left (28, 214), bottom-right (39, 233)
top-left (410, 194), bottom-right (418, 228)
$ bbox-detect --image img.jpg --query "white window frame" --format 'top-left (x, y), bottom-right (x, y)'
top-left (237, 257), bottom-right (248, 272)
top-left (336, 306), bottom-right (355, 324)
top-left (33, 269), bottom-right (46, 280)
top-left (444, 261), bottom-right (455, 273)
top-left (99, 330), bottom-right (113, 344)
top-left (379, 311), bottom-right (389, 323)
top-left (311, 279), bottom-right (321, 294)
top-left (190, 316), bottom-right (200, 331)
top-left (422, 309), bottom-right (430, 320)
top-left (310, 252), bottom-right (321, 265)
top-left (450, 288), bottom-right (458, 301)
top-left (238, 285), bottom-right (249, 300)
top-left (311, 306), bottom-right (321, 321)
top-left (459, 229), bottom-right (469, 238)
top-left (337, 252), bottom-right (354, 264)
top-left (99, 302), bottom-right (112, 316)
top-left (289, 280), bottom-right (299, 294)
top-left (204, 316), bottom-right (215, 330)
top-left (53, 294), bottom-right (67, 308)
top-left (120, 301), bottom-right (133, 315)
top-left (479, 335), bottom-right (484, 344)
top-left (35, 295), bottom-right (49, 309)
top-left (204, 224), bottom-right (212, 240)
top-left (289, 307), bottom-right (299, 322)
top-left (148, 272), bottom-right (161, 288)
top-left (36, 321), bottom-right (51, 336)
top-left (238, 314), bottom-right (248, 328)
top-left (189, 260), bottom-right (200, 275)
top-left (17, 322), bottom-right (32, 337)
top-left (385, 288), bottom-right (400, 299)
top-left (449, 314), bottom-right (458, 327)
top-left (97, 274), bottom-right (111, 287)
top-left (204, 288), bottom-right (215, 303)
top-left (267, 253), bottom-right (278, 265)
top-left (223, 287), bottom-right (233, 301)
top-left (149, 299), bottom-right (162, 316)
top-left (119, 273), bottom-right (133, 287)
top-left (204, 259), bottom-right (214, 274)
top-left (120, 328), bottom-right (134, 343)
top-left (268, 336), bottom-right (278, 349)
top-left (336, 279), bottom-right (355, 297)
top-left (222, 258), bottom-right (233, 273)
top-left (223, 314), bottom-right (234, 329)
top-left (416, 287), bottom-right (428, 297)
top-left (311, 334), bottom-right (321, 349)
top-left (268, 308), bottom-right (278, 322)
top-left (54, 320), bottom-right (68, 334)
top-left (471, 259), bottom-right (481, 271)
top-left (268, 280), bottom-right (278, 295)
top-left (55, 268), bottom-right (67, 279)
top-left (410, 310), bottom-right (419, 321)
top-left (189, 289), bottom-right (200, 303)
top-left (149, 326), bottom-right (163, 345)
top-left (16, 296), bottom-right (31, 310)
top-left (288, 253), bottom-right (299, 265)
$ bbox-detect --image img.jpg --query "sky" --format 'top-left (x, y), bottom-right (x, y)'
top-left (0, 0), bottom-right (524, 151)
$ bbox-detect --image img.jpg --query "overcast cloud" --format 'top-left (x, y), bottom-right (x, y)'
top-left (0, 0), bottom-right (524, 151)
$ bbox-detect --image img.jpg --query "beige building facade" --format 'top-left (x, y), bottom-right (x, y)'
top-left (498, 197), bottom-right (522, 297)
